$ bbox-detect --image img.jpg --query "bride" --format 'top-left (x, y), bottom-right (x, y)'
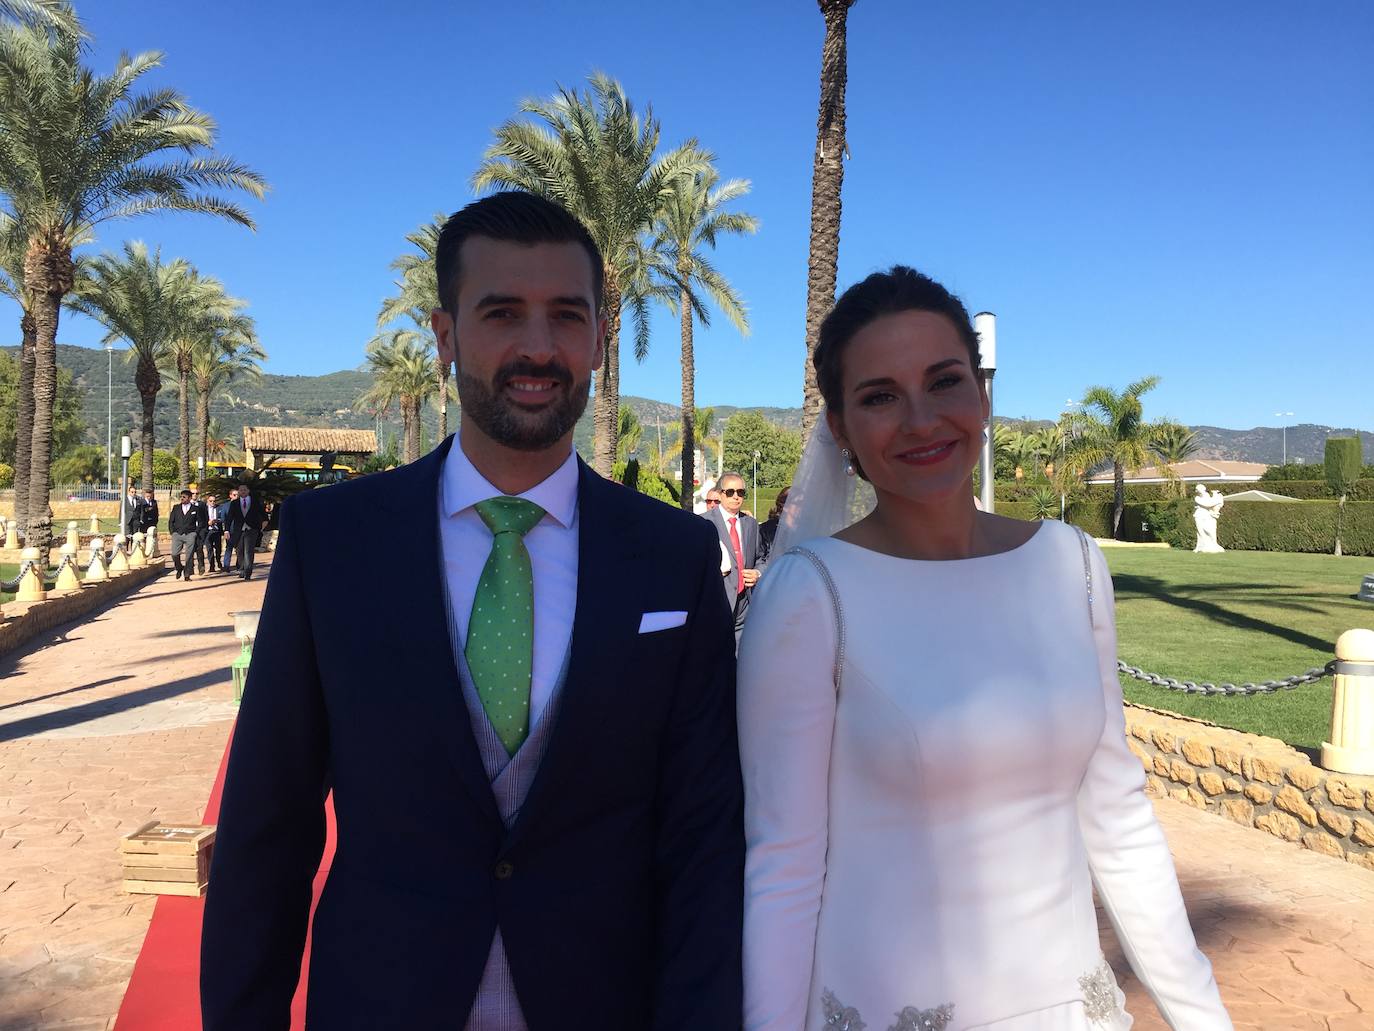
top-left (737, 267), bottom-right (1231, 1030)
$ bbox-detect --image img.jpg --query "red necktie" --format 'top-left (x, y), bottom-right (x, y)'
top-left (729, 516), bottom-right (745, 595)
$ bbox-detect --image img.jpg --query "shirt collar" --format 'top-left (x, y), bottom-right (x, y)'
top-left (442, 432), bottom-right (579, 529)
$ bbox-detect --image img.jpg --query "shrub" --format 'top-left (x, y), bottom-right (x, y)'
top-left (613, 460), bottom-right (677, 507)
top-left (0, 462), bottom-right (12, 489)
top-left (1138, 498), bottom-right (1195, 549)
top-left (1218, 501), bottom-right (1373, 556)
top-left (127, 449), bottom-right (179, 486)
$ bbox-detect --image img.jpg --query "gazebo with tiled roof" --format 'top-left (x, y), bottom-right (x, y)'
top-left (241, 426), bottom-right (377, 471)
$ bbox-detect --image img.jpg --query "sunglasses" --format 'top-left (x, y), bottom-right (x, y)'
top-left (719, 488), bottom-right (746, 498)
top-left (705, 498), bottom-right (720, 506)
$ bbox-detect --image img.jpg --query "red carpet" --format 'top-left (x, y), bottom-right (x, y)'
top-left (113, 728), bottom-right (337, 1030)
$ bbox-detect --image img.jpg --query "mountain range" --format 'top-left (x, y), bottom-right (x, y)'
top-left (9, 343), bottom-right (1371, 468)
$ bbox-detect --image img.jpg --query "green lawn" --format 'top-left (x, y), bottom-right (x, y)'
top-left (1106, 547), bottom-right (1373, 750)
top-left (1, 562), bottom-right (15, 604)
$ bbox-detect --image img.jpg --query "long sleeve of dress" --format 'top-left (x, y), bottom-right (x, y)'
top-left (738, 553), bottom-right (837, 1031)
top-left (1076, 539), bottom-right (1234, 1030)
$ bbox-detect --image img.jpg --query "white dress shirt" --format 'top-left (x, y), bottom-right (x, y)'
top-left (439, 435), bottom-right (579, 728)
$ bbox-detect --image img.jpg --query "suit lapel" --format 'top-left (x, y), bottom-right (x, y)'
top-left (504, 462), bottom-right (641, 851)
top-left (381, 437), bottom-right (501, 826)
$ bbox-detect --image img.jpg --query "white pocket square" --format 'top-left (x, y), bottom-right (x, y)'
top-left (638, 611), bottom-right (688, 634)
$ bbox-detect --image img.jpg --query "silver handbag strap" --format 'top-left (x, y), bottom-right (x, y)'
top-left (1073, 526), bottom-right (1096, 630)
top-left (786, 545), bottom-right (845, 689)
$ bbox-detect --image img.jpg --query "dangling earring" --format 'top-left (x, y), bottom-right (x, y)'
top-left (841, 448), bottom-right (856, 477)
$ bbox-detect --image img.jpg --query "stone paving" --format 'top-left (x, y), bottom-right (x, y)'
top-left (1, 554), bottom-right (1372, 1029)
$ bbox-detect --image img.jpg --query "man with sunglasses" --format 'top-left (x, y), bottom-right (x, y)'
top-left (705, 471), bottom-right (762, 640)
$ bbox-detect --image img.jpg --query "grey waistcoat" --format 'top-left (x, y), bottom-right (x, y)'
top-left (442, 576), bottom-right (572, 1031)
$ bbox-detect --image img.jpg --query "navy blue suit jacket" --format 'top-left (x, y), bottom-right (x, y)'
top-left (200, 437), bottom-right (744, 1030)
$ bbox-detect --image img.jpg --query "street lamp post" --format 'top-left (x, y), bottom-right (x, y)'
top-left (118, 435), bottom-right (132, 533)
top-left (105, 342), bottom-right (114, 490)
top-left (751, 450), bottom-right (761, 516)
top-left (196, 455), bottom-right (204, 488)
top-left (1060, 400), bottom-right (1083, 521)
top-left (1274, 411), bottom-right (1295, 466)
top-left (974, 312), bottom-right (997, 512)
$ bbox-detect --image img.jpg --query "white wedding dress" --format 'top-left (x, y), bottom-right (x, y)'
top-left (737, 520), bottom-right (1232, 1031)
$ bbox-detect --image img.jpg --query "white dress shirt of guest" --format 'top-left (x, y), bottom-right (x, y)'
top-left (439, 430), bottom-right (579, 728)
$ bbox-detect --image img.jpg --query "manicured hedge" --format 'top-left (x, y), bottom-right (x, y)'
top-left (1219, 501), bottom-right (1373, 556)
top-left (995, 479), bottom-right (1374, 503)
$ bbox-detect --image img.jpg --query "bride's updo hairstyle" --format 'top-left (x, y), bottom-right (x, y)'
top-left (814, 265), bottom-right (983, 416)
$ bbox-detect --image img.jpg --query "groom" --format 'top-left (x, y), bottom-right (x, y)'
top-left (200, 192), bottom-right (744, 1030)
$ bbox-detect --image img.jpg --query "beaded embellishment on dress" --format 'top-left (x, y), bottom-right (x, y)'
top-left (822, 989), bottom-right (866, 1030)
top-left (821, 990), bottom-right (954, 1031)
top-left (1078, 958), bottom-right (1122, 1024)
top-left (889, 1003), bottom-right (955, 1031)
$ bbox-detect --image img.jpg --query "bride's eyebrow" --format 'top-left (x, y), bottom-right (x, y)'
top-left (925, 358), bottom-right (965, 375)
top-left (852, 376), bottom-right (896, 392)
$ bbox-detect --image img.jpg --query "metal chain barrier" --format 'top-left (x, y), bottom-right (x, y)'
top-left (1117, 659), bottom-right (1336, 696)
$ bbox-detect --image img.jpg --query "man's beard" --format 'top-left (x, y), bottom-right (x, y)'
top-left (456, 359), bottom-right (590, 453)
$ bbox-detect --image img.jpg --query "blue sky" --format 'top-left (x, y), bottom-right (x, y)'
top-left (31, 0), bottom-right (1373, 430)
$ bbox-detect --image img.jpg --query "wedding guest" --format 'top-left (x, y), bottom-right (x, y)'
top-left (757, 486), bottom-right (789, 564)
top-left (738, 266), bottom-right (1232, 1030)
top-left (203, 493), bottom-right (224, 572)
top-left (139, 487), bottom-right (160, 551)
top-left (705, 472), bottom-right (762, 638)
top-left (167, 489), bottom-right (205, 581)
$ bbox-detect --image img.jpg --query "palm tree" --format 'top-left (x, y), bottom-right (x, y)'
top-left (377, 216), bottom-right (450, 438)
top-left (191, 327), bottom-right (265, 472)
top-left (203, 417), bottom-right (238, 462)
top-left (1066, 377), bottom-right (1167, 539)
top-left (1006, 431), bottom-right (1044, 482)
top-left (473, 72), bottom-right (711, 476)
top-left (160, 273), bottom-right (253, 485)
top-left (0, 22), bottom-right (265, 554)
top-left (651, 169), bottom-right (757, 508)
top-left (68, 243), bottom-right (221, 490)
top-left (801, 0), bottom-right (858, 443)
top-left (356, 331), bottom-right (436, 464)
top-left (0, 1), bottom-right (81, 34)
top-left (616, 404), bottom-right (642, 464)
top-left (1150, 421), bottom-right (1200, 465)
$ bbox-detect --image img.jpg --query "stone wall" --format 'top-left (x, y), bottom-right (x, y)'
top-left (1126, 704), bottom-right (1374, 872)
top-left (0, 561), bottom-right (166, 658)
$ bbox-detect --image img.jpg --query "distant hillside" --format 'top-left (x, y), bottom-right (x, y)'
top-left (8, 343), bottom-right (1370, 467)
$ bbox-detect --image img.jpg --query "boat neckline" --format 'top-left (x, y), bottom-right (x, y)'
top-left (822, 519), bottom-right (1048, 564)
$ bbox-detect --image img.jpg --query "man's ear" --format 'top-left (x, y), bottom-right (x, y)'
top-left (432, 308), bottom-right (457, 370)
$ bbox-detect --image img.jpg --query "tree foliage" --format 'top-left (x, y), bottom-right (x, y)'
top-left (0, 348), bottom-right (83, 464)
top-left (722, 410), bottom-right (802, 490)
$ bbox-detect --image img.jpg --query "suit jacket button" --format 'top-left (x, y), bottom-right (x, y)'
top-left (493, 861), bottom-right (515, 880)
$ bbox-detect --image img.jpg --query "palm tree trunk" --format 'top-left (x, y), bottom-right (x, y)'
top-left (23, 239), bottom-right (74, 559)
top-left (801, 0), bottom-right (856, 444)
top-left (1113, 461), bottom-right (1125, 539)
top-left (436, 356), bottom-right (449, 440)
top-left (196, 385), bottom-right (211, 482)
top-left (404, 402), bottom-right (420, 464)
top-left (678, 282), bottom-right (695, 511)
top-left (12, 310), bottom-right (35, 536)
top-left (134, 355), bottom-right (161, 491)
top-left (593, 279), bottom-right (623, 477)
top-left (176, 354), bottom-right (192, 486)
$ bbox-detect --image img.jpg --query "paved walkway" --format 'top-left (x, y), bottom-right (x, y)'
top-left (1, 558), bottom-right (1372, 1029)
top-left (0, 561), bottom-right (266, 1031)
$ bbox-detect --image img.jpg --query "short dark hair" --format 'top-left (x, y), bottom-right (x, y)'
top-left (814, 265), bottom-right (983, 413)
top-left (435, 192), bottom-right (604, 314)
top-left (238, 481), bottom-right (251, 490)
top-left (179, 489), bottom-right (191, 498)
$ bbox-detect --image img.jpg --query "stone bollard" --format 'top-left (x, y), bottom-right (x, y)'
top-left (15, 546), bottom-right (47, 602)
top-left (108, 534), bottom-right (130, 574)
top-left (128, 531), bottom-right (148, 569)
top-left (84, 537), bottom-right (109, 583)
top-left (143, 528), bottom-right (159, 558)
top-left (3, 518), bottom-right (17, 550)
top-left (66, 520), bottom-right (80, 551)
top-left (54, 544), bottom-right (82, 594)
top-left (1321, 628), bottom-right (1374, 776)
top-left (89, 512), bottom-right (100, 534)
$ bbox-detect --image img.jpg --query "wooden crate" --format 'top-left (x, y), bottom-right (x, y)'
top-left (120, 821), bottom-right (215, 897)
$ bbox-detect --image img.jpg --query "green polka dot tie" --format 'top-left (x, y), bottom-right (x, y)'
top-left (467, 496), bottom-right (545, 756)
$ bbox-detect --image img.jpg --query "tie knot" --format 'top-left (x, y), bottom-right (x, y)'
top-left (474, 496), bottom-right (545, 538)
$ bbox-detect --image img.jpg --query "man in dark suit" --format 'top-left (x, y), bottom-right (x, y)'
top-left (138, 487), bottom-right (159, 551)
top-left (167, 488), bottom-right (207, 581)
top-left (201, 492), bottom-right (222, 573)
top-left (122, 486), bottom-right (144, 538)
top-left (201, 192), bottom-right (743, 1031)
top-left (217, 488), bottom-right (238, 572)
top-left (705, 470), bottom-right (763, 637)
top-left (223, 481), bottom-right (266, 580)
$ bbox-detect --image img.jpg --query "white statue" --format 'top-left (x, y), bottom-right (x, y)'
top-left (1193, 484), bottom-right (1226, 553)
